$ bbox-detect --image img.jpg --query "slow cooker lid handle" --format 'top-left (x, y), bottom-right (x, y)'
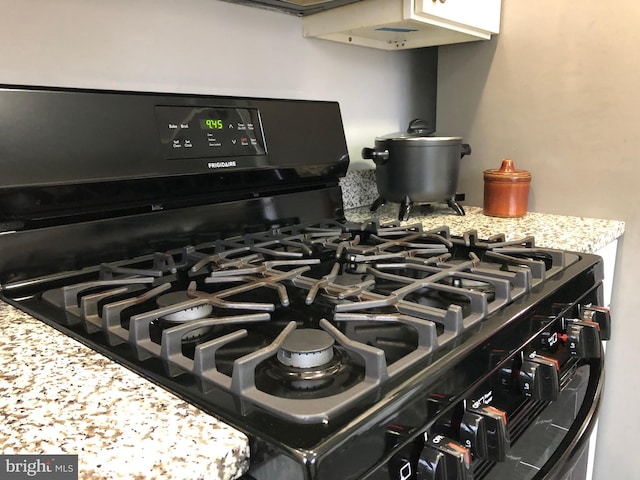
top-left (407, 118), bottom-right (435, 135)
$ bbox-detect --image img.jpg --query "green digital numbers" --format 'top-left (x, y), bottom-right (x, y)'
top-left (204, 119), bottom-right (223, 130)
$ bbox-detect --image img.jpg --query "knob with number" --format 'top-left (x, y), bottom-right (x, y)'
top-left (581, 305), bottom-right (611, 340)
top-left (518, 355), bottom-right (560, 401)
top-left (418, 435), bottom-right (472, 480)
top-left (563, 320), bottom-right (601, 358)
top-left (460, 405), bottom-right (509, 462)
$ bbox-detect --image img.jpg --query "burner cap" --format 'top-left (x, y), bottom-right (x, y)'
top-left (277, 329), bottom-right (335, 369)
top-left (450, 277), bottom-right (494, 292)
top-left (333, 271), bottom-right (374, 286)
top-left (157, 291), bottom-right (213, 322)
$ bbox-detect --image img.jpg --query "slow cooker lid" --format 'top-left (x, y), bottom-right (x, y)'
top-left (376, 133), bottom-right (463, 145)
top-left (376, 118), bottom-right (462, 145)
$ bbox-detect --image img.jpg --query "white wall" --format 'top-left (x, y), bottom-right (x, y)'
top-left (437, 2), bottom-right (639, 478)
top-left (0, 0), bottom-right (435, 170)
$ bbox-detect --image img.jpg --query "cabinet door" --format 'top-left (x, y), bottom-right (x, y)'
top-left (414, 0), bottom-right (501, 34)
top-left (594, 240), bottom-right (618, 307)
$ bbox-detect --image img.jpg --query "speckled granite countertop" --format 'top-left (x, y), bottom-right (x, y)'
top-left (345, 204), bottom-right (625, 254)
top-left (339, 169), bottom-right (625, 253)
top-left (0, 302), bottom-right (249, 480)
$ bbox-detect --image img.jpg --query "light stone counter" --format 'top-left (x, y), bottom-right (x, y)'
top-left (0, 302), bottom-right (249, 480)
top-left (345, 204), bottom-right (625, 254)
top-left (339, 168), bottom-right (625, 253)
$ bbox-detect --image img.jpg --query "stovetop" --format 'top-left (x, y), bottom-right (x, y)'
top-left (4, 219), bottom-right (583, 434)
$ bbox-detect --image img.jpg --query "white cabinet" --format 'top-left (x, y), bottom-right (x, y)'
top-left (414, 0), bottom-right (500, 34)
top-left (585, 239), bottom-right (618, 480)
top-left (303, 0), bottom-right (501, 50)
top-left (594, 239), bottom-right (618, 307)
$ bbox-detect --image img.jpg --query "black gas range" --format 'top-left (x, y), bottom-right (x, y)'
top-left (0, 85), bottom-right (609, 480)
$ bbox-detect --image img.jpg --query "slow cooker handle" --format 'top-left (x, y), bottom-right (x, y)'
top-left (362, 147), bottom-right (390, 165)
top-left (461, 143), bottom-right (472, 158)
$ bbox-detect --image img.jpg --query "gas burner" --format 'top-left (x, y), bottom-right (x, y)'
top-left (268, 353), bottom-right (349, 391)
top-left (440, 277), bottom-right (496, 304)
top-left (451, 277), bottom-right (496, 296)
top-left (156, 291), bottom-right (214, 342)
top-left (332, 271), bottom-right (375, 288)
top-left (277, 329), bottom-right (335, 368)
top-left (450, 277), bottom-right (496, 294)
top-left (156, 291), bottom-right (213, 321)
top-left (263, 329), bottom-right (354, 392)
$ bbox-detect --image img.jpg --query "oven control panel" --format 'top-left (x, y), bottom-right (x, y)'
top-left (154, 105), bottom-right (267, 160)
top-left (0, 86), bottom-right (348, 188)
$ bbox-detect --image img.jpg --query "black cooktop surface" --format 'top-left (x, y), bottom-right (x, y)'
top-left (3, 220), bottom-right (591, 446)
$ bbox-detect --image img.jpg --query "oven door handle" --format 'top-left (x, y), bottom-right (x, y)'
top-left (534, 345), bottom-right (605, 480)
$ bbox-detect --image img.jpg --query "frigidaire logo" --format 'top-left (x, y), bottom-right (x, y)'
top-left (1, 455), bottom-right (78, 479)
top-left (208, 161), bottom-right (236, 169)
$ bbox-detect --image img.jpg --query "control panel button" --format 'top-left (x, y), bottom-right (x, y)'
top-left (563, 320), bottom-right (601, 358)
top-left (460, 405), bottom-right (509, 462)
top-left (519, 355), bottom-right (560, 401)
top-left (419, 435), bottom-right (472, 480)
top-left (539, 330), bottom-right (562, 352)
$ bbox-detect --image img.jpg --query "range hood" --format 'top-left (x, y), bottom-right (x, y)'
top-left (221, 0), bottom-right (364, 16)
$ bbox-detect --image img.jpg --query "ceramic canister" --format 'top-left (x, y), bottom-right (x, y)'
top-left (483, 159), bottom-right (532, 217)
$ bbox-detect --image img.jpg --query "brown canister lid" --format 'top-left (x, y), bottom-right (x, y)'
top-left (483, 159), bottom-right (531, 182)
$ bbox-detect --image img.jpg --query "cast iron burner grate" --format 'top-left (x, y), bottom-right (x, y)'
top-left (39, 222), bottom-right (578, 424)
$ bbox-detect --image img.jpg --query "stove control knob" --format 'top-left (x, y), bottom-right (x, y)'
top-left (581, 305), bottom-right (611, 340)
top-left (460, 405), bottom-right (509, 462)
top-left (519, 355), bottom-right (560, 401)
top-left (563, 320), bottom-right (602, 358)
top-left (417, 434), bottom-right (472, 480)
top-left (417, 446), bottom-right (447, 480)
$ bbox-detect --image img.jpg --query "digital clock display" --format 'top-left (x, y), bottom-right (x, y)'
top-left (200, 118), bottom-right (224, 130)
